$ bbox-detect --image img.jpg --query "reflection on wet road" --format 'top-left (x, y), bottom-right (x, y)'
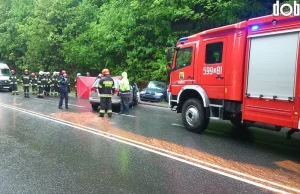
top-left (1, 91), bottom-right (300, 193)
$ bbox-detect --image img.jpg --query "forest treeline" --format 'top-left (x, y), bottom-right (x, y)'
top-left (0, 0), bottom-right (296, 85)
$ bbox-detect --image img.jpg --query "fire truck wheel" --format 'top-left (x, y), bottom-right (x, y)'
top-left (182, 98), bottom-right (206, 133)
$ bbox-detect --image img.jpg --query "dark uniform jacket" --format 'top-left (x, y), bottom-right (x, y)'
top-left (21, 74), bottom-right (31, 86)
top-left (98, 74), bottom-right (115, 97)
top-left (38, 75), bottom-right (47, 86)
top-left (31, 76), bottom-right (38, 86)
top-left (9, 74), bottom-right (18, 84)
top-left (51, 76), bottom-right (59, 87)
top-left (59, 77), bottom-right (69, 93)
top-left (47, 76), bottom-right (51, 85)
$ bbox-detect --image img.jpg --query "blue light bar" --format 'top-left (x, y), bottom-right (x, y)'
top-left (251, 25), bottom-right (259, 31)
top-left (178, 37), bottom-right (188, 42)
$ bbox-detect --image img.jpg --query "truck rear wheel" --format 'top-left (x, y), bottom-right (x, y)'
top-left (182, 98), bottom-right (207, 133)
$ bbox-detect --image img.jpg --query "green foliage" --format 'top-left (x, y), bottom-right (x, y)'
top-left (0, 0), bottom-right (292, 86)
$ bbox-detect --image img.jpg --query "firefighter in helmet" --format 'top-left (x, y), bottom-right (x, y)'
top-left (21, 69), bottom-right (31, 98)
top-left (37, 71), bottom-right (46, 98)
top-left (51, 72), bottom-right (59, 97)
top-left (8, 70), bottom-right (19, 95)
top-left (41, 72), bottom-right (48, 96)
top-left (75, 73), bottom-right (81, 97)
top-left (31, 72), bottom-right (38, 95)
top-left (44, 72), bottom-right (51, 96)
top-left (98, 68), bottom-right (115, 117)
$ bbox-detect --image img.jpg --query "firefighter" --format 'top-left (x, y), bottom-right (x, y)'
top-left (41, 72), bottom-right (48, 97)
top-left (86, 72), bottom-right (91, 77)
top-left (75, 73), bottom-right (81, 97)
top-left (21, 69), bottom-right (31, 98)
top-left (51, 72), bottom-right (59, 97)
top-left (31, 73), bottom-right (38, 95)
top-left (44, 72), bottom-right (51, 96)
top-left (98, 68), bottom-right (115, 117)
top-left (58, 73), bottom-right (69, 109)
top-left (8, 70), bottom-right (19, 95)
top-left (119, 71), bottom-right (130, 115)
top-left (37, 71), bottom-right (46, 98)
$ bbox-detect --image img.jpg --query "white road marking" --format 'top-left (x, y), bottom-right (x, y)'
top-left (0, 102), bottom-right (299, 193)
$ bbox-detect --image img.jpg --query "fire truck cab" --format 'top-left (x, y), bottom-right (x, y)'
top-left (167, 14), bottom-right (300, 137)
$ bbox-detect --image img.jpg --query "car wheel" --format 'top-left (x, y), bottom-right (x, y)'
top-left (92, 104), bottom-right (98, 111)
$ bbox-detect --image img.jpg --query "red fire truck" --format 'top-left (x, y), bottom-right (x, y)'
top-left (167, 14), bottom-right (300, 138)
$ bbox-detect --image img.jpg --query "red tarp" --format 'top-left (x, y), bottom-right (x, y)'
top-left (76, 76), bottom-right (97, 98)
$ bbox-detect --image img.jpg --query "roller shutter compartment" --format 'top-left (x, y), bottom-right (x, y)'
top-left (246, 32), bottom-right (299, 101)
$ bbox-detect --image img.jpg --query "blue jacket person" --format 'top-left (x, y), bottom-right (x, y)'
top-left (58, 73), bottom-right (70, 109)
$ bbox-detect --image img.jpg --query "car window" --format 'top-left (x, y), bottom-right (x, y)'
top-left (0, 69), bottom-right (10, 76)
top-left (92, 78), bottom-right (100, 88)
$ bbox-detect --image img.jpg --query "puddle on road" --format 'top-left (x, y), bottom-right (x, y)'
top-left (50, 111), bottom-right (300, 191)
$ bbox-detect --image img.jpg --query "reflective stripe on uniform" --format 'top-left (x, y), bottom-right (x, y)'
top-left (103, 81), bottom-right (113, 87)
top-left (99, 94), bottom-right (112, 97)
top-left (107, 110), bottom-right (112, 113)
top-left (99, 110), bottom-right (105, 113)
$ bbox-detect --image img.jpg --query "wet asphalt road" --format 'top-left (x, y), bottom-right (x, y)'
top-left (1, 90), bottom-right (300, 193)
